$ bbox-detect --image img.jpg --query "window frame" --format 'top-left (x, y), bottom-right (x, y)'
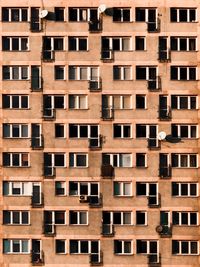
top-left (3, 153), bottom-right (29, 167)
top-left (69, 181), bottom-right (99, 196)
top-left (3, 66), bottom-right (29, 80)
top-left (68, 94), bottom-right (88, 110)
top-left (170, 66), bottom-right (197, 81)
top-left (69, 240), bottom-right (100, 254)
top-left (172, 182), bottom-right (198, 197)
top-left (2, 95), bottom-right (29, 109)
top-left (114, 240), bottom-right (133, 255)
top-left (68, 36), bottom-right (88, 51)
top-left (170, 36), bottom-right (197, 51)
top-left (171, 95), bottom-right (197, 110)
top-left (3, 210), bottom-right (30, 225)
top-left (2, 36), bottom-right (29, 51)
top-left (172, 211), bottom-right (198, 226)
top-left (3, 239), bottom-right (29, 254)
top-left (172, 240), bottom-right (199, 255)
top-left (113, 181), bottom-right (132, 197)
top-left (171, 124), bottom-right (198, 139)
top-left (113, 124), bottom-right (132, 138)
top-left (103, 153), bottom-right (132, 168)
top-left (2, 7), bottom-right (29, 22)
top-left (170, 8), bottom-right (197, 23)
top-left (68, 66), bottom-right (99, 81)
top-left (69, 153), bottom-right (88, 168)
top-left (3, 123), bottom-right (29, 138)
top-left (69, 124), bottom-right (99, 139)
top-left (113, 8), bottom-right (131, 22)
top-left (171, 154), bottom-right (198, 168)
top-left (69, 210), bottom-right (88, 225)
top-left (113, 65), bottom-right (132, 80)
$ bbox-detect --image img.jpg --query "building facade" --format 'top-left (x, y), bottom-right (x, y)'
top-left (1, 0), bottom-right (200, 266)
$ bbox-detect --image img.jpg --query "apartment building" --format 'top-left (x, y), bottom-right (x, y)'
top-left (1, 0), bottom-right (200, 266)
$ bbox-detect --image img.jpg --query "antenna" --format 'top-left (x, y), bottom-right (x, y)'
top-left (98, 4), bottom-right (107, 14)
top-left (158, 131), bottom-right (166, 141)
top-left (39, 10), bottom-right (48, 19)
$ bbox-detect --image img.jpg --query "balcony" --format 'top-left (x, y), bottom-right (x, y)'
top-left (101, 224), bottom-right (115, 237)
top-left (88, 19), bottom-right (102, 32)
top-left (158, 106), bottom-right (172, 120)
top-left (88, 77), bottom-right (102, 92)
top-left (101, 165), bottom-right (114, 178)
top-left (31, 250), bottom-right (44, 266)
top-left (43, 108), bottom-right (56, 120)
top-left (30, 19), bottom-right (42, 32)
top-left (43, 166), bottom-right (56, 177)
top-left (31, 193), bottom-right (44, 208)
top-left (148, 253), bottom-right (161, 266)
top-left (89, 136), bottom-right (102, 150)
top-left (42, 50), bottom-right (55, 62)
top-left (147, 18), bottom-right (160, 33)
top-left (158, 49), bottom-right (171, 62)
top-left (43, 224), bottom-right (56, 236)
top-left (88, 194), bottom-right (103, 208)
top-left (31, 135), bottom-right (44, 150)
top-left (156, 224), bottom-right (172, 238)
top-left (159, 165), bottom-right (172, 178)
top-left (101, 50), bottom-right (114, 61)
top-left (101, 107), bottom-right (114, 120)
top-left (148, 193), bottom-right (161, 208)
top-left (147, 76), bottom-right (161, 91)
top-left (31, 76), bottom-right (43, 91)
top-left (147, 138), bottom-right (161, 150)
top-left (90, 251), bottom-right (103, 266)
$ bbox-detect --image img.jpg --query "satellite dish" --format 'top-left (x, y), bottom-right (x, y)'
top-left (39, 10), bottom-right (48, 19)
top-left (158, 131), bottom-right (166, 141)
top-left (98, 4), bottom-right (107, 14)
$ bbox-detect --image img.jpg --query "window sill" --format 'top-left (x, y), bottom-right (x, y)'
top-left (113, 195), bottom-right (133, 198)
top-left (3, 166), bottom-right (30, 168)
top-left (2, 50), bottom-right (30, 52)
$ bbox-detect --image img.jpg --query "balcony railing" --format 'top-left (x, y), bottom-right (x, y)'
top-left (43, 166), bottom-right (56, 177)
top-left (31, 193), bottom-right (44, 207)
top-left (158, 49), bottom-right (171, 62)
top-left (43, 224), bottom-right (56, 236)
top-left (101, 107), bottom-right (114, 120)
top-left (148, 253), bottom-right (161, 266)
top-left (156, 224), bottom-right (172, 238)
top-left (88, 19), bottom-right (102, 32)
top-left (90, 251), bottom-right (103, 266)
top-left (159, 165), bottom-right (172, 178)
top-left (158, 106), bottom-right (172, 120)
top-left (147, 138), bottom-right (161, 150)
top-left (147, 76), bottom-right (161, 91)
top-left (31, 76), bottom-right (43, 91)
top-left (43, 108), bottom-right (56, 120)
top-left (42, 50), bottom-right (55, 62)
top-left (148, 193), bottom-right (161, 208)
top-left (88, 194), bottom-right (103, 208)
top-left (31, 135), bottom-right (44, 149)
top-left (88, 77), bottom-right (102, 92)
top-left (101, 50), bottom-right (114, 61)
top-left (147, 18), bottom-right (160, 33)
top-left (101, 165), bottom-right (114, 178)
top-left (31, 250), bottom-right (44, 266)
top-left (101, 224), bottom-right (115, 236)
top-left (89, 136), bottom-right (102, 150)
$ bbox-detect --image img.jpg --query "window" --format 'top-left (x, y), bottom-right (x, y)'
top-left (170, 37), bottom-right (197, 51)
top-left (55, 181), bottom-right (66, 196)
top-left (44, 211), bottom-right (66, 225)
top-left (113, 182), bottom-right (132, 196)
top-left (69, 124), bottom-right (99, 138)
top-left (55, 124), bottom-right (65, 138)
top-left (170, 8), bottom-right (196, 22)
top-left (171, 124), bottom-right (197, 138)
top-left (3, 66), bottom-right (28, 80)
top-left (172, 154), bottom-right (197, 168)
top-left (172, 240), bottom-right (198, 255)
top-left (68, 8), bottom-right (98, 22)
top-left (69, 211), bottom-right (88, 225)
top-left (136, 95), bottom-right (146, 109)
top-left (113, 8), bottom-right (131, 22)
top-left (114, 240), bottom-right (132, 255)
top-left (2, 95), bottom-right (29, 109)
top-left (70, 240), bottom-right (100, 254)
top-left (105, 211), bottom-right (132, 225)
top-left (3, 211), bottom-right (29, 225)
top-left (136, 124), bottom-right (157, 138)
top-left (2, 37), bottom-right (29, 51)
top-left (3, 181), bottom-right (34, 196)
top-left (3, 153), bottom-right (29, 167)
top-left (44, 153), bottom-right (66, 167)
top-left (43, 37), bottom-right (64, 51)
top-left (136, 153), bottom-right (147, 167)
top-left (135, 36), bottom-right (146, 50)
top-left (135, 8), bottom-right (157, 22)
top-left (103, 95), bottom-right (132, 110)
top-left (172, 182), bottom-right (198, 197)
top-left (68, 37), bottom-right (88, 51)
top-left (69, 153), bottom-right (88, 167)
top-left (136, 211), bottom-right (147, 225)
top-left (3, 239), bottom-right (29, 254)
top-left (102, 37), bottom-right (131, 51)
top-left (69, 95), bottom-right (88, 109)
top-left (69, 66), bottom-right (99, 81)
top-left (136, 240), bottom-right (158, 254)
top-left (55, 240), bottom-right (66, 254)
top-left (113, 124), bottom-right (131, 138)
top-left (3, 124), bottom-right (28, 138)
top-left (172, 211), bottom-right (198, 226)
top-left (2, 8), bottom-right (28, 22)
top-left (136, 182), bottom-right (158, 196)
top-left (171, 95), bottom-right (197, 109)
top-left (55, 7), bottom-right (64, 21)
top-left (102, 153), bottom-right (132, 167)
top-left (43, 95), bottom-right (65, 109)
top-left (170, 66), bottom-right (197, 80)
top-left (55, 66), bottom-right (65, 80)
top-left (69, 182), bottom-right (99, 196)
top-left (136, 66), bottom-right (157, 80)
top-left (113, 66), bottom-right (132, 80)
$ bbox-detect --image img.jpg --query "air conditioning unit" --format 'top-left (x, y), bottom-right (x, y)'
top-left (79, 195), bottom-right (88, 203)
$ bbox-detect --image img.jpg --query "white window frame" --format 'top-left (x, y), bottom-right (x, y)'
top-left (136, 124), bottom-right (158, 138)
top-left (135, 36), bottom-right (146, 50)
top-left (3, 210), bottom-right (30, 225)
top-left (3, 124), bottom-right (29, 138)
top-left (109, 211), bottom-right (132, 225)
top-left (172, 240), bottom-right (199, 255)
top-left (113, 124), bottom-right (132, 138)
top-left (173, 211), bottom-right (198, 226)
top-left (4, 153), bottom-right (29, 167)
top-left (113, 181), bottom-right (132, 196)
top-left (137, 240), bottom-right (158, 254)
top-left (69, 66), bottom-right (99, 80)
top-left (2, 8), bottom-right (29, 22)
top-left (68, 36), bottom-right (88, 51)
top-left (136, 8), bottom-right (157, 22)
top-left (172, 182), bottom-right (198, 197)
top-left (2, 36), bottom-right (29, 51)
top-left (3, 181), bottom-right (35, 196)
top-left (170, 37), bottom-right (197, 51)
top-left (68, 94), bottom-right (88, 109)
top-left (136, 211), bottom-right (148, 225)
top-left (69, 210), bottom-right (88, 225)
top-left (46, 95), bottom-right (65, 109)
top-left (55, 181), bottom-right (67, 195)
top-left (106, 95), bottom-right (132, 110)
top-left (69, 153), bottom-right (88, 168)
top-left (43, 37), bottom-right (64, 50)
top-left (54, 66), bottom-right (65, 80)
top-left (69, 124), bottom-right (99, 138)
top-left (102, 37), bottom-right (132, 51)
top-left (104, 153), bottom-right (132, 167)
top-left (3, 95), bottom-right (29, 109)
top-left (113, 66), bottom-right (132, 80)
top-left (172, 154), bottom-right (198, 168)
top-left (47, 211), bottom-right (66, 225)
top-left (70, 240), bottom-right (100, 254)
top-left (3, 66), bottom-right (29, 80)
top-left (3, 239), bottom-right (30, 254)
top-left (55, 239), bottom-right (66, 254)
top-left (171, 8), bottom-right (197, 23)
top-left (136, 66), bottom-right (158, 80)
top-left (172, 124), bottom-right (198, 138)
top-left (49, 153), bottom-right (66, 167)
top-left (69, 181), bottom-right (99, 196)
top-left (171, 95), bottom-right (197, 110)
top-left (113, 8), bottom-right (131, 22)
top-left (171, 66), bottom-right (197, 80)
top-left (114, 240), bottom-right (133, 255)
top-left (136, 153), bottom-right (147, 167)
top-left (68, 8), bottom-right (99, 22)
top-left (136, 182), bottom-right (158, 197)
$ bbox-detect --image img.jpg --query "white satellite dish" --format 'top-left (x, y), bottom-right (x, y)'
top-left (158, 131), bottom-right (167, 141)
top-left (98, 4), bottom-right (107, 14)
top-left (39, 10), bottom-right (48, 19)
